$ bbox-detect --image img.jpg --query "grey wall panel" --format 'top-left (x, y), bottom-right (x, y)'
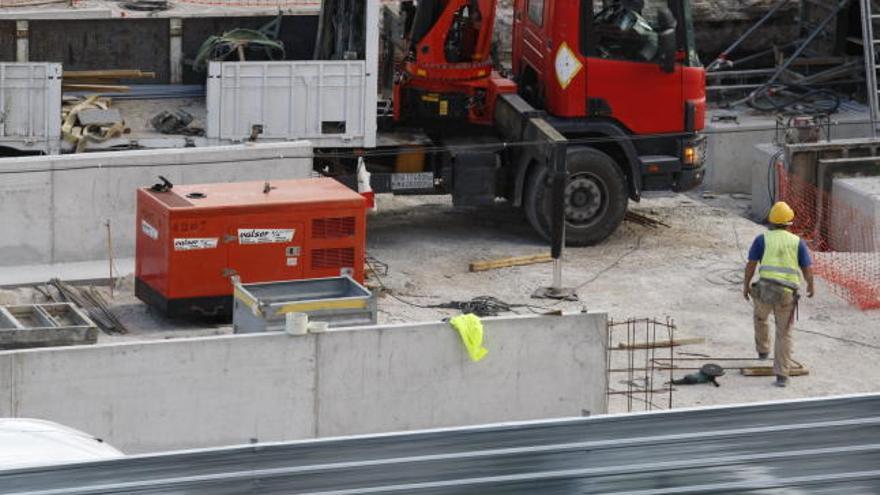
top-left (29, 20), bottom-right (170, 83)
top-left (0, 313), bottom-right (608, 454)
top-left (0, 22), bottom-right (14, 62)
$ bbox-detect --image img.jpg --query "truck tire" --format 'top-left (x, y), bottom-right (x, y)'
top-left (524, 147), bottom-right (628, 246)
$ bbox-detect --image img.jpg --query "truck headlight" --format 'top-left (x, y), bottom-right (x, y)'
top-left (683, 146), bottom-right (697, 166)
top-left (682, 137), bottom-right (706, 167)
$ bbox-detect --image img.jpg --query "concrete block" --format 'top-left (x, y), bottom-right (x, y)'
top-left (0, 141), bottom-right (314, 266)
top-left (0, 312), bottom-right (608, 454)
top-left (705, 109), bottom-right (873, 194)
top-left (831, 177), bottom-right (880, 252)
top-left (0, 334), bottom-right (319, 454)
top-left (315, 314), bottom-right (607, 437)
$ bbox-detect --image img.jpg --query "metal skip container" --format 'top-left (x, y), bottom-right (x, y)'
top-left (233, 276), bottom-right (376, 333)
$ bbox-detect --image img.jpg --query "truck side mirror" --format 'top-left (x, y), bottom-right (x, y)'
top-left (657, 30), bottom-right (676, 73)
top-left (655, 7), bottom-right (677, 73)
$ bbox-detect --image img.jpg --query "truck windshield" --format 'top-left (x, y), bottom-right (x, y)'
top-left (589, 0), bottom-right (700, 66)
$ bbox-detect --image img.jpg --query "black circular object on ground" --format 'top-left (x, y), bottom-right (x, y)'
top-left (701, 363), bottom-right (726, 377)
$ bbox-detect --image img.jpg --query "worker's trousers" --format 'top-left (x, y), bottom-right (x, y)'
top-left (752, 283), bottom-right (797, 377)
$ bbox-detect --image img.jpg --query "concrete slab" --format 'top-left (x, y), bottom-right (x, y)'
top-left (831, 177), bottom-right (880, 252)
top-left (0, 312), bottom-right (608, 453)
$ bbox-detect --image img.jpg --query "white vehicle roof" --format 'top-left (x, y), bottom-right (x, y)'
top-left (0, 418), bottom-right (123, 470)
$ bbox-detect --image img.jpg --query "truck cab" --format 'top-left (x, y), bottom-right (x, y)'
top-left (510, 0), bottom-right (707, 244)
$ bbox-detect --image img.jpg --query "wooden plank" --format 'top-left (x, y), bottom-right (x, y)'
top-left (616, 338), bottom-right (705, 350)
top-left (63, 70), bottom-right (156, 79)
top-left (61, 84), bottom-right (130, 93)
top-left (469, 253), bottom-right (552, 272)
top-left (741, 367), bottom-right (810, 377)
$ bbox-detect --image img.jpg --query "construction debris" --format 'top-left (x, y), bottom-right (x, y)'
top-left (193, 16), bottom-right (285, 72)
top-left (468, 253), bottom-right (552, 272)
top-left (429, 296), bottom-right (531, 317)
top-left (150, 109), bottom-right (205, 136)
top-left (61, 95), bottom-right (130, 152)
top-left (0, 303), bottom-right (98, 349)
top-left (47, 279), bottom-right (127, 335)
top-left (625, 211), bottom-right (671, 229)
top-left (707, 0), bottom-right (859, 112)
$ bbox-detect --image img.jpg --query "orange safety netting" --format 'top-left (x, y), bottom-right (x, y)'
top-left (777, 163), bottom-right (880, 310)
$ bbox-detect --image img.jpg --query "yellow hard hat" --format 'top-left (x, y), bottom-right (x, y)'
top-left (768, 201), bottom-right (795, 225)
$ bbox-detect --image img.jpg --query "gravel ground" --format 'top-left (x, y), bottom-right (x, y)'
top-left (362, 192), bottom-right (880, 413)
top-left (3, 192), bottom-right (878, 413)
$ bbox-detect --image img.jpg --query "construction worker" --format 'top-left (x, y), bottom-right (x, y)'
top-left (742, 201), bottom-right (815, 388)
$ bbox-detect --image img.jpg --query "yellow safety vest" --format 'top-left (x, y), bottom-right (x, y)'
top-left (759, 229), bottom-right (802, 290)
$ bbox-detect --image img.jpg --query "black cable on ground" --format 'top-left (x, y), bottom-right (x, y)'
top-left (427, 296), bottom-right (527, 317)
top-left (364, 256), bottom-right (433, 310)
top-left (767, 148), bottom-right (785, 214)
top-left (365, 255), bottom-right (552, 315)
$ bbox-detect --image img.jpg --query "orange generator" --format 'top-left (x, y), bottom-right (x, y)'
top-left (135, 177), bottom-right (366, 319)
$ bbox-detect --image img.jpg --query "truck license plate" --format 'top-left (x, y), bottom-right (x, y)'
top-left (390, 173), bottom-right (434, 191)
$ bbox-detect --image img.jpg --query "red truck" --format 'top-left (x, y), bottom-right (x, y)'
top-left (347, 0), bottom-right (707, 245)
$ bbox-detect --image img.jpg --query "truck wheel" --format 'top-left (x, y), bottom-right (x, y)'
top-left (524, 147), bottom-right (628, 246)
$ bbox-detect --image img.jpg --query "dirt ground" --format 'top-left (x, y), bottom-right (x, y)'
top-left (363, 192), bottom-right (880, 413)
top-left (2, 192), bottom-right (878, 413)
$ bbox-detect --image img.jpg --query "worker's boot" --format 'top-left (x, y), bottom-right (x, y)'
top-left (758, 352), bottom-right (769, 360)
top-left (773, 375), bottom-right (788, 388)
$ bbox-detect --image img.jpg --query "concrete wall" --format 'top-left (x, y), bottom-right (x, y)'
top-left (831, 177), bottom-right (880, 252)
top-left (0, 16), bottom-right (319, 84)
top-left (29, 20), bottom-right (171, 83)
top-left (705, 110), bottom-right (874, 194)
top-left (0, 22), bottom-right (14, 62)
top-left (0, 141), bottom-right (313, 266)
top-left (0, 313), bottom-right (608, 454)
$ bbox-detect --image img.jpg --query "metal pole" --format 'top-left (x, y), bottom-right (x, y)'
top-left (764, 0), bottom-right (851, 87)
top-left (106, 220), bottom-right (114, 298)
top-left (707, 0), bottom-right (792, 72)
top-left (861, 0), bottom-right (879, 136)
top-left (550, 147), bottom-right (567, 290)
top-left (732, 0), bottom-right (851, 107)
